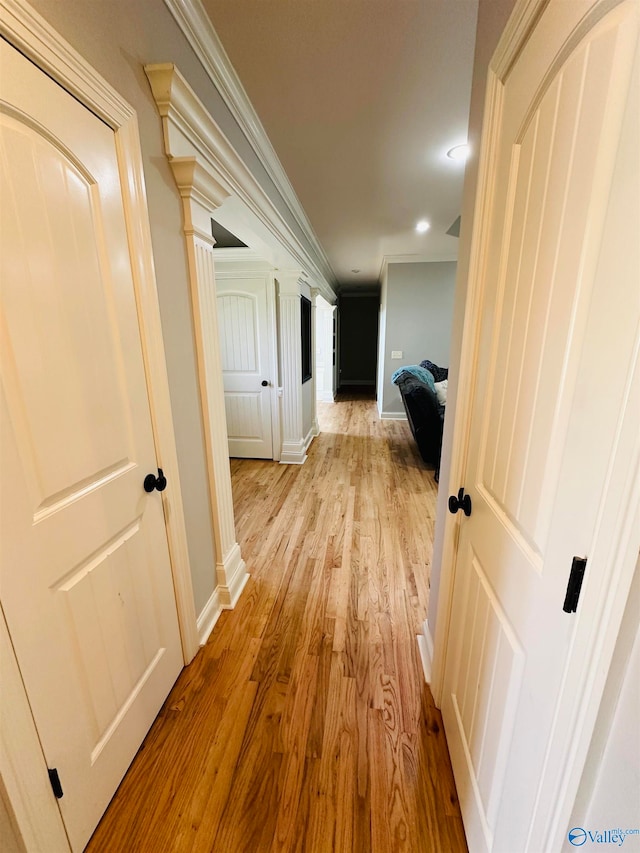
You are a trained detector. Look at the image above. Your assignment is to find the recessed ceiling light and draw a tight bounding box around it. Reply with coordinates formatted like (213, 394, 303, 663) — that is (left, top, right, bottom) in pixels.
(447, 143, 470, 161)
(415, 220, 430, 233)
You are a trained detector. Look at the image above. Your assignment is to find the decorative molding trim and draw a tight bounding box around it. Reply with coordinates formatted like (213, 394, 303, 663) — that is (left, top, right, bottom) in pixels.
(212, 247, 271, 268)
(169, 156, 230, 211)
(163, 0, 336, 290)
(379, 411, 408, 421)
(417, 620, 434, 684)
(145, 63, 336, 305)
(196, 587, 222, 646)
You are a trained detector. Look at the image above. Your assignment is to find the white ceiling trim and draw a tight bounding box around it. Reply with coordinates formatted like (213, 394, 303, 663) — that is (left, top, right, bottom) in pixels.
(145, 63, 336, 304)
(164, 0, 337, 290)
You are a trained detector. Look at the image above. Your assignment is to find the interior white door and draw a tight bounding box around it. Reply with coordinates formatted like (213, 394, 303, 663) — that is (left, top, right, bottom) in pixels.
(441, 3, 639, 851)
(216, 273, 275, 458)
(0, 41, 183, 851)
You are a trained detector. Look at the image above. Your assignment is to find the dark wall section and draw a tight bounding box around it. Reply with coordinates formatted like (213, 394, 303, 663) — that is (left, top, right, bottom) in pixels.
(338, 293, 380, 388)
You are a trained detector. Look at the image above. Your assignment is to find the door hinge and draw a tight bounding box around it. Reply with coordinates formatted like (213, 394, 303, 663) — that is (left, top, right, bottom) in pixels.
(563, 556, 587, 613)
(48, 768, 64, 799)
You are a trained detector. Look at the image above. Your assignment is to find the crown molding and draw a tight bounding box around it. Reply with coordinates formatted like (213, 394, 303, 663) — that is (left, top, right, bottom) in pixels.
(146, 63, 335, 304)
(163, 0, 337, 292)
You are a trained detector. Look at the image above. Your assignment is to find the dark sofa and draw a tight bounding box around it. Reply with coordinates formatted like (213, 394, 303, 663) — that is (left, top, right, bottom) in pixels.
(392, 360, 447, 480)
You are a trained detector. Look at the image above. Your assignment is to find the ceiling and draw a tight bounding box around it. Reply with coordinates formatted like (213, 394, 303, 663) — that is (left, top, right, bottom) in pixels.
(202, 0, 479, 290)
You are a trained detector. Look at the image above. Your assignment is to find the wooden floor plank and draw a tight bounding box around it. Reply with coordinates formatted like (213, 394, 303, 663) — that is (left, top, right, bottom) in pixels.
(86, 394, 467, 853)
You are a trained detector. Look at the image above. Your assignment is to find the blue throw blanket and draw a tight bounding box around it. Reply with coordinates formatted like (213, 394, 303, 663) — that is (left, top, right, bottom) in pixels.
(391, 364, 436, 392)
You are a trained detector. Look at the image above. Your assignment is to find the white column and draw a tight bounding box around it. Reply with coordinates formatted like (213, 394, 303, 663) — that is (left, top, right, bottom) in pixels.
(277, 271, 307, 464)
(170, 157, 248, 609)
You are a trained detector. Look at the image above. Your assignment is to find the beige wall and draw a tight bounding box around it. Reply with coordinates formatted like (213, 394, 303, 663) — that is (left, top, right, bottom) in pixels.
(428, 0, 518, 631)
(380, 261, 456, 415)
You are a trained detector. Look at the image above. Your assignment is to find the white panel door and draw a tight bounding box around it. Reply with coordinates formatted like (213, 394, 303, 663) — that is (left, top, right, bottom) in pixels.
(441, 3, 639, 851)
(0, 42, 183, 851)
(216, 274, 275, 458)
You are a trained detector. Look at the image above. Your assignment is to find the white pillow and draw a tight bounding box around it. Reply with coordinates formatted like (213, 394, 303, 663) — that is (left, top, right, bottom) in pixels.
(434, 379, 448, 406)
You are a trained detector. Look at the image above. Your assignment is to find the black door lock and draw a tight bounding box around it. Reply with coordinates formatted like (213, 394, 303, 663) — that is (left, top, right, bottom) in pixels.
(144, 468, 167, 493)
(448, 487, 472, 517)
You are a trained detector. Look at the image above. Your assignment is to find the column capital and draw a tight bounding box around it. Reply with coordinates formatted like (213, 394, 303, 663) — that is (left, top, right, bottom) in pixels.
(276, 269, 308, 295)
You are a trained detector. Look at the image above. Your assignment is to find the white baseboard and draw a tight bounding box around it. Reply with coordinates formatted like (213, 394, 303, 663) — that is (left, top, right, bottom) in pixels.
(280, 438, 307, 464)
(304, 426, 317, 453)
(417, 619, 434, 684)
(217, 542, 249, 608)
(196, 547, 249, 646)
(380, 411, 408, 420)
(197, 587, 222, 646)
(316, 391, 335, 402)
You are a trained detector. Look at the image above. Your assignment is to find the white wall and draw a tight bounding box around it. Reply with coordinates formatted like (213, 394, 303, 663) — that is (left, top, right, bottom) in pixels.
(428, 0, 518, 634)
(379, 261, 456, 416)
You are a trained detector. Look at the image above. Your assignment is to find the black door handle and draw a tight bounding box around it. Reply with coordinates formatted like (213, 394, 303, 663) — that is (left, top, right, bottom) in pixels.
(448, 487, 472, 517)
(144, 468, 167, 493)
(261, 380, 269, 387)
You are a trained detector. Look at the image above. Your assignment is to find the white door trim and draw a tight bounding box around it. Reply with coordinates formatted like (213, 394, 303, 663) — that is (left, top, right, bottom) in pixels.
(431, 0, 639, 847)
(0, 0, 199, 845)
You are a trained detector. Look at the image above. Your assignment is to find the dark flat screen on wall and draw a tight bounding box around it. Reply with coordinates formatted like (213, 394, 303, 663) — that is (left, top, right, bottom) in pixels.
(301, 295, 312, 383)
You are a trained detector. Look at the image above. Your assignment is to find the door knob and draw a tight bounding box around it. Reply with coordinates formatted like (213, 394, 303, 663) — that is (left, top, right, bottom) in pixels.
(261, 380, 269, 387)
(448, 487, 472, 517)
(144, 468, 167, 493)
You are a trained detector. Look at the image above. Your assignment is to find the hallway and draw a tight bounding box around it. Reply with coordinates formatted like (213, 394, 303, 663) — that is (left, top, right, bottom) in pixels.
(87, 397, 466, 852)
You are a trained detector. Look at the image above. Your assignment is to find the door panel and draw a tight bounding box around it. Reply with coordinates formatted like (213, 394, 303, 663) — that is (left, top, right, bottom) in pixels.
(216, 274, 275, 458)
(0, 41, 182, 851)
(442, 3, 639, 851)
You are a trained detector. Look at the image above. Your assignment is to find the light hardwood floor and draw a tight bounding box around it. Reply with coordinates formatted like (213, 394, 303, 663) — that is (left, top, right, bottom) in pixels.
(86, 395, 467, 852)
